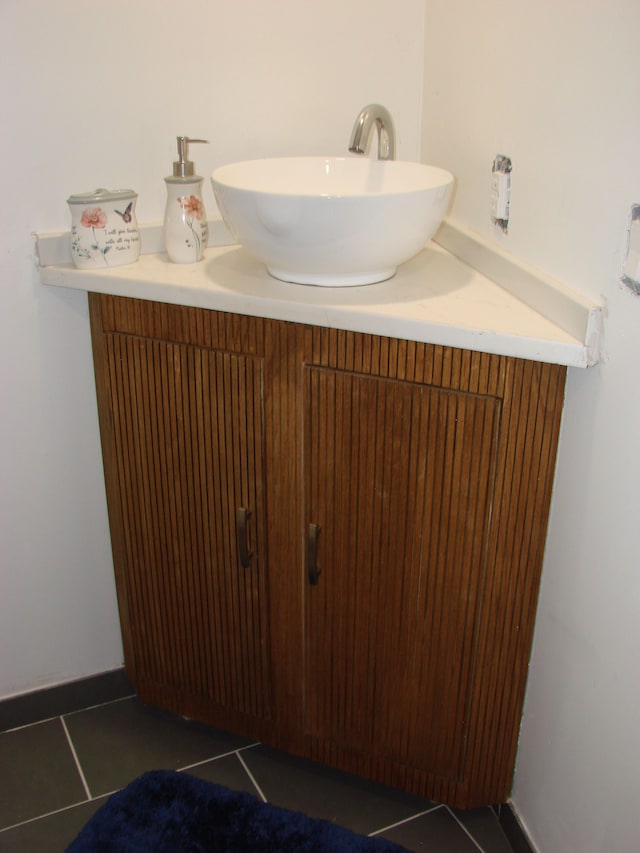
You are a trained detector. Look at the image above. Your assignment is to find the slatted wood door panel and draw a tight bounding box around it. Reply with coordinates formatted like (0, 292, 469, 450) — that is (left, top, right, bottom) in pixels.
(303, 365, 500, 781)
(102, 331, 271, 726)
(88, 298, 567, 807)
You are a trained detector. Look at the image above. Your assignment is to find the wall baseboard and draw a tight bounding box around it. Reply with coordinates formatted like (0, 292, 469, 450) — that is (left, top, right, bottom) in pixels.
(0, 668, 133, 732)
(495, 802, 535, 852)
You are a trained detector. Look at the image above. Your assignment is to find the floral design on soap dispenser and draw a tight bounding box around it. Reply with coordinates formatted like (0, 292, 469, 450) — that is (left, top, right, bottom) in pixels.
(176, 194, 207, 258)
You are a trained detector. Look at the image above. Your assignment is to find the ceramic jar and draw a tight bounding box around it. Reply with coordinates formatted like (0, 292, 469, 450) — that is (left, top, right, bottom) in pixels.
(67, 188, 140, 269)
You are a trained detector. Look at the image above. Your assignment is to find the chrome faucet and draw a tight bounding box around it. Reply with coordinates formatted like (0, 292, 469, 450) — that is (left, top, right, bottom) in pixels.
(348, 104, 396, 160)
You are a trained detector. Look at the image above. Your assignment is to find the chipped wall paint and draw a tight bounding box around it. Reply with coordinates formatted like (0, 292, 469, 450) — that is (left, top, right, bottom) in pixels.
(491, 154, 512, 234)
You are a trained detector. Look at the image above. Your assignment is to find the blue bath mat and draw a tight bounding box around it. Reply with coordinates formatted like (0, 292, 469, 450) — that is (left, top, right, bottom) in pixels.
(66, 769, 409, 852)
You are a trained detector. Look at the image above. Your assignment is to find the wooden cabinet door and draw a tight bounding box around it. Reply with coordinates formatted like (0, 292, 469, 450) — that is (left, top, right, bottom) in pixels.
(91, 299, 271, 735)
(302, 365, 500, 786)
(89, 299, 566, 808)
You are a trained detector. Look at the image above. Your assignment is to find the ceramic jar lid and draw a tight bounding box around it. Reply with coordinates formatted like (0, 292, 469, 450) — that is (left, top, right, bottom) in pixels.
(67, 188, 137, 205)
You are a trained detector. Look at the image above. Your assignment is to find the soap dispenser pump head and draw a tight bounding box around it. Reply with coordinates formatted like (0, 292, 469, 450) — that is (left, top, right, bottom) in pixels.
(173, 136, 209, 177)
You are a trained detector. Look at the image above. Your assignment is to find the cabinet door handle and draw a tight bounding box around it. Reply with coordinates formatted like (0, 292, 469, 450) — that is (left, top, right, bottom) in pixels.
(308, 523, 321, 586)
(237, 507, 254, 568)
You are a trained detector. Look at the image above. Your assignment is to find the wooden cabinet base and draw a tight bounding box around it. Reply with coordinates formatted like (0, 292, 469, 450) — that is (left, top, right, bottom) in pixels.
(89, 294, 565, 809)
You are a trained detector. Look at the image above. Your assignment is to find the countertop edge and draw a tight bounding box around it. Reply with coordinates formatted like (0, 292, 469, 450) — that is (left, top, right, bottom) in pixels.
(434, 218, 602, 359)
(35, 219, 601, 369)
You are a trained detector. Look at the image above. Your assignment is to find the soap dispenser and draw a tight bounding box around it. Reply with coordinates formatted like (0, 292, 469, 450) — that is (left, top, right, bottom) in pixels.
(164, 136, 209, 263)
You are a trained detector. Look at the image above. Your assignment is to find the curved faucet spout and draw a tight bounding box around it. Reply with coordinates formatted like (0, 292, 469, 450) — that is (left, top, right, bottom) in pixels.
(348, 104, 396, 160)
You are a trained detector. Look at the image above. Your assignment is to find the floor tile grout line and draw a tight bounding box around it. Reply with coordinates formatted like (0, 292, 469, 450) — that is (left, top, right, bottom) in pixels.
(178, 741, 261, 773)
(63, 693, 137, 720)
(0, 794, 106, 835)
(1, 693, 137, 734)
(1, 740, 265, 835)
(0, 714, 60, 735)
(367, 804, 443, 837)
(235, 749, 268, 802)
(446, 806, 486, 853)
(60, 715, 93, 801)
(2, 718, 58, 735)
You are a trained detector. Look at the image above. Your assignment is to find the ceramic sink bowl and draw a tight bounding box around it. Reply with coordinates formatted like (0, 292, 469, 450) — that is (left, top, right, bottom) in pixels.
(211, 156, 454, 286)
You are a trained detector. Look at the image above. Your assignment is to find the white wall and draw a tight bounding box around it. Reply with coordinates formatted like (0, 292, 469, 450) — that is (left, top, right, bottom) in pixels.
(423, 1, 640, 851)
(0, 0, 425, 698)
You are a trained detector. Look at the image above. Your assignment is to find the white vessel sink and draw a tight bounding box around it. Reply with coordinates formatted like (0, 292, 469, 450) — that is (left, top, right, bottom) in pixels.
(211, 157, 454, 286)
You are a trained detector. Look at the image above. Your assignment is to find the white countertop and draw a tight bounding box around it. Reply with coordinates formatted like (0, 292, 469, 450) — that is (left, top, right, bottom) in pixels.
(36, 219, 602, 368)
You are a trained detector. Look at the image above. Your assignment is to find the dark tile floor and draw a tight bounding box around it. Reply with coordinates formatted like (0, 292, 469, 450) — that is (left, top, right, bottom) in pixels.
(0, 694, 517, 852)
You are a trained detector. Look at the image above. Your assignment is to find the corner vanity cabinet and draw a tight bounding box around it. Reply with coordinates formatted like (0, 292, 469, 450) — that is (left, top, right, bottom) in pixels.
(89, 293, 565, 809)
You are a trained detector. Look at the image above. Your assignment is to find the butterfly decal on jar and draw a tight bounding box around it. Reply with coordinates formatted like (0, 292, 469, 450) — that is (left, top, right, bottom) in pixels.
(115, 202, 133, 224)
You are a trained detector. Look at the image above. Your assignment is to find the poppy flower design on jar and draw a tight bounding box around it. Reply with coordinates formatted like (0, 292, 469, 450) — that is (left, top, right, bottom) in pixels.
(67, 188, 140, 269)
